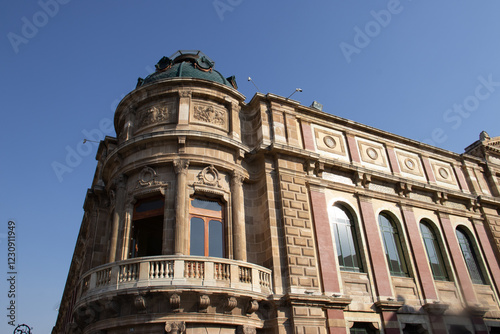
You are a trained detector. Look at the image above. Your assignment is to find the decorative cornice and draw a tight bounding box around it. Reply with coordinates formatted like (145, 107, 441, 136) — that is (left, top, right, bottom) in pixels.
(284, 293, 351, 309)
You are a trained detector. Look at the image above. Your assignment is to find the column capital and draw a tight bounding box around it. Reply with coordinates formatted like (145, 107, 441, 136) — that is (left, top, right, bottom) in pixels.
(178, 90, 192, 98)
(165, 321, 186, 334)
(114, 174, 127, 189)
(173, 159, 189, 175)
(231, 171, 245, 186)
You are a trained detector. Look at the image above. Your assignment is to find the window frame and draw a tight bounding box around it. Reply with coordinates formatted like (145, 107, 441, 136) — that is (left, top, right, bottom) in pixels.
(130, 196, 165, 258)
(329, 204, 363, 272)
(189, 197, 225, 257)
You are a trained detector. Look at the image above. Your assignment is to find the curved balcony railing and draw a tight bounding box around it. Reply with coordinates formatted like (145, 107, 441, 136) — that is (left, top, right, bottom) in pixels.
(77, 256, 272, 300)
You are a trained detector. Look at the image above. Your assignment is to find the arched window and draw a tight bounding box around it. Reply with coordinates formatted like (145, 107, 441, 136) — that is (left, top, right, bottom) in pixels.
(379, 213, 408, 277)
(456, 227, 486, 285)
(420, 220, 449, 281)
(329, 204, 362, 272)
(189, 197, 224, 257)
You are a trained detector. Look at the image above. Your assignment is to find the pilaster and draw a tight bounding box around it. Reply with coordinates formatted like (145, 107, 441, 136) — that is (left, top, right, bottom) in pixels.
(109, 174, 127, 263)
(174, 159, 189, 255)
(231, 171, 247, 261)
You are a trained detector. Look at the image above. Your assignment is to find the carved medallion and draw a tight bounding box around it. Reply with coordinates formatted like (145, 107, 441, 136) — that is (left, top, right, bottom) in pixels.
(136, 166, 163, 188)
(404, 158, 416, 170)
(366, 147, 378, 160)
(195, 165, 221, 188)
(438, 167, 449, 179)
(323, 135, 336, 148)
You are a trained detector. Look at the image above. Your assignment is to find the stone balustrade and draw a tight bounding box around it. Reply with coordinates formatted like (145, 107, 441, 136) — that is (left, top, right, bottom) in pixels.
(77, 256, 272, 301)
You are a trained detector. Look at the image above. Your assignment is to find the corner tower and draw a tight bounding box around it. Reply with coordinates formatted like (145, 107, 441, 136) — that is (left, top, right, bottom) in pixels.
(54, 51, 271, 334)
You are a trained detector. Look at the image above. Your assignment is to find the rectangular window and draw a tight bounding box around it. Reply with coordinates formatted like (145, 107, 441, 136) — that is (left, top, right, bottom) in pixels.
(189, 197, 224, 257)
(130, 197, 164, 258)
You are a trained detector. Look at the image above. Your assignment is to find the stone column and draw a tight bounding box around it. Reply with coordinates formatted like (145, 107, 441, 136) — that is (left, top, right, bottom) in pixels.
(109, 174, 126, 263)
(356, 195, 393, 299)
(399, 205, 439, 301)
(231, 171, 247, 261)
(174, 159, 189, 255)
(309, 188, 341, 294)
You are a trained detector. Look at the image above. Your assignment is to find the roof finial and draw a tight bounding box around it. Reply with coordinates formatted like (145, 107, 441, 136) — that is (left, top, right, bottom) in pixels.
(480, 131, 490, 141)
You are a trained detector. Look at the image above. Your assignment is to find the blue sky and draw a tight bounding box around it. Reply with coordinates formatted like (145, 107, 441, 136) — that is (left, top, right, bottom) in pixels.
(1, 1, 500, 332)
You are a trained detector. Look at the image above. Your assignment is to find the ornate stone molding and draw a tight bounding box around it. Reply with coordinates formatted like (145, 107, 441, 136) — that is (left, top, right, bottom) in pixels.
(374, 300, 404, 312)
(423, 302, 449, 315)
(237, 325, 256, 334)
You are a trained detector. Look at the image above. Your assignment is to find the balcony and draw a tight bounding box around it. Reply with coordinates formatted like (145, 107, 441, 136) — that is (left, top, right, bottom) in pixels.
(77, 255, 273, 301)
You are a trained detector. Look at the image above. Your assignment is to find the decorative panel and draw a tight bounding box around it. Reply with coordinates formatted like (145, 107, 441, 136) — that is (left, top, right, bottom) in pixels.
(191, 100, 229, 131)
(312, 125, 349, 161)
(357, 138, 390, 171)
(394, 149, 426, 181)
(429, 159, 459, 189)
(136, 102, 176, 129)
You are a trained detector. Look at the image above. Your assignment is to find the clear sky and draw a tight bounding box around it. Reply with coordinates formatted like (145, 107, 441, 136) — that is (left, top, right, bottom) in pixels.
(1, 1, 500, 333)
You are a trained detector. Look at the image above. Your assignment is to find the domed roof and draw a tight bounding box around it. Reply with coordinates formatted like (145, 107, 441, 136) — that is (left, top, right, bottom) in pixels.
(137, 50, 237, 89)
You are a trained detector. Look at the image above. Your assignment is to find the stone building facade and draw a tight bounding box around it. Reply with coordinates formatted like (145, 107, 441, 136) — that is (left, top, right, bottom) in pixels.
(53, 51, 500, 334)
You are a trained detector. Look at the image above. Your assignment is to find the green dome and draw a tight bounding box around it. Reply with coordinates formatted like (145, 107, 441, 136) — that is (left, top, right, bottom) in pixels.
(138, 50, 237, 89)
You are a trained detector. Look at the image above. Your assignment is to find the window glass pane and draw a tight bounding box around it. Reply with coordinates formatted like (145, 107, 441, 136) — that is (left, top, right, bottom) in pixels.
(350, 323, 375, 334)
(329, 205, 362, 272)
(136, 199, 164, 212)
(131, 216, 163, 257)
(456, 228, 485, 284)
(379, 214, 407, 276)
(192, 198, 222, 211)
(209, 220, 223, 258)
(190, 217, 205, 256)
(420, 222, 448, 281)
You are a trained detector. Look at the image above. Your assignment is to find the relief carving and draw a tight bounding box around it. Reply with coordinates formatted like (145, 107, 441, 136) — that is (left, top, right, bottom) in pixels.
(138, 104, 172, 128)
(136, 166, 162, 188)
(196, 165, 221, 188)
(193, 104, 226, 127)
